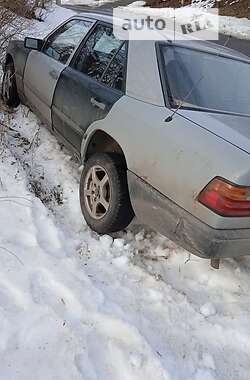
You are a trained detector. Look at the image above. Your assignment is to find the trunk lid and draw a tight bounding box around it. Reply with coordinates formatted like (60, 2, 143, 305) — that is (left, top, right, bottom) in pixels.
(179, 110, 250, 154)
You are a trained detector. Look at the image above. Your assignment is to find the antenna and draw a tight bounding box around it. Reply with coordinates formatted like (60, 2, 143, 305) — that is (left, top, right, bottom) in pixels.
(165, 75, 204, 123)
(223, 34, 231, 47)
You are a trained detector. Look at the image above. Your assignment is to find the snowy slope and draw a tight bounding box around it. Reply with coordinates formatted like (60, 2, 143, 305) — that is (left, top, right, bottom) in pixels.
(2, 92, 250, 380)
(61, 0, 124, 8)
(1, 4, 250, 380)
(126, 1, 250, 40)
(2, 99, 250, 380)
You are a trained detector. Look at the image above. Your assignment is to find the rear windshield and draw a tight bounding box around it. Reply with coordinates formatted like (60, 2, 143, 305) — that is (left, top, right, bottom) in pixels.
(160, 45, 250, 116)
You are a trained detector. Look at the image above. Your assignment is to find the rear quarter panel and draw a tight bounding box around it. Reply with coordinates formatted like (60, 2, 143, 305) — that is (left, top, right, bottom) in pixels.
(83, 95, 250, 230)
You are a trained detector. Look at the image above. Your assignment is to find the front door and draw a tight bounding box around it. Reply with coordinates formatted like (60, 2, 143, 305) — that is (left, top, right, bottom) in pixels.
(52, 22, 127, 152)
(23, 18, 93, 126)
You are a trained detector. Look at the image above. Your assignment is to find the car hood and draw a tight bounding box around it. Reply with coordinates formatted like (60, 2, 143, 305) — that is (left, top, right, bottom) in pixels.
(178, 110, 250, 154)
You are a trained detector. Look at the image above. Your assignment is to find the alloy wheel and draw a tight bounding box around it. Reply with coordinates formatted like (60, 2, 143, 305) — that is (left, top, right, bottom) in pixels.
(84, 165, 111, 220)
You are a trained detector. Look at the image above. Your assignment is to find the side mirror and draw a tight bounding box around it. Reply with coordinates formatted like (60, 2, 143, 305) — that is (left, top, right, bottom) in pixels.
(24, 37, 43, 51)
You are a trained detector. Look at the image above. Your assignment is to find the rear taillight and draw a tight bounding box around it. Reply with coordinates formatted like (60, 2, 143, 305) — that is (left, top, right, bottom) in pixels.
(198, 177, 250, 217)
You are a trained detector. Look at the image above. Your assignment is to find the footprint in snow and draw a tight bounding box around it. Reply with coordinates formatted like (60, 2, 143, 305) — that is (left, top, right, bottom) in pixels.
(200, 303, 216, 317)
(31, 198, 66, 258)
(76, 315, 171, 380)
(0, 277, 28, 313)
(194, 368, 216, 380)
(29, 269, 83, 320)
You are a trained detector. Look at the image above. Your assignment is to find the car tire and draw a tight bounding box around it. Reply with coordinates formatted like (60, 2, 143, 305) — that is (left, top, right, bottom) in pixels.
(2, 62, 20, 107)
(80, 152, 135, 234)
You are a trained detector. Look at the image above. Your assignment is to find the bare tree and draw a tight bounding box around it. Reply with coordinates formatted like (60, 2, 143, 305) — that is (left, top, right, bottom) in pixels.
(0, 7, 24, 60)
(0, 0, 52, 19)
(0, 0, 51, 60)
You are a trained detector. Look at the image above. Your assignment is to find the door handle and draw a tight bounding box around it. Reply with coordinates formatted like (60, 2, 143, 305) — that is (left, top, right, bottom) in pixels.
(90, 97, 106, 111)
(49, 69, 59, 80)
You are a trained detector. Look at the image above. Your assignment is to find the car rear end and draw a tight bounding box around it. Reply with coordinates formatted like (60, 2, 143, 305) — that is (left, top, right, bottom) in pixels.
(156, 41, 250, 259)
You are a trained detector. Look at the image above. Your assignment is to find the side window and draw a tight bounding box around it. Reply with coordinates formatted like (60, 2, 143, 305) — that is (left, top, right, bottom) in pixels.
(101, 43, 127, 91)
(73, 24, 123, 82)
(43, 19, 93, 64)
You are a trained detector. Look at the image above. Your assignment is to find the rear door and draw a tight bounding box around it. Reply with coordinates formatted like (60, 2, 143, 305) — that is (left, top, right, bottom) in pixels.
(23, 18, 93, 126)
(52, 22, 127, 152)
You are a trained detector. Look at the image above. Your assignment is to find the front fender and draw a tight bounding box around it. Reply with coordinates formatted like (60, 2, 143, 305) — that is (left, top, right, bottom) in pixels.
(5, 40, 31, 100)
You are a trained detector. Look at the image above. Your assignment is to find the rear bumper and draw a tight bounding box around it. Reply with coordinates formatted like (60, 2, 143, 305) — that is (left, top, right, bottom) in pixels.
(128, 171, 250, 259)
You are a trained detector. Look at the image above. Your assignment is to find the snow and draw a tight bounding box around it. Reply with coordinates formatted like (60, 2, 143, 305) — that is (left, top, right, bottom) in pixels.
(2, 80, 250, 380)
(124, 1, 250, 40)
(61, 0, 122, 7)
(200, 302, 216, 317)
(202, 353, 216, 370)
(2, 105, 250, 380)
(219, 14, 250, 39)
(10, 1, 250, 42)
(30, 4, 75, 38)
(1, 3, 250, 380)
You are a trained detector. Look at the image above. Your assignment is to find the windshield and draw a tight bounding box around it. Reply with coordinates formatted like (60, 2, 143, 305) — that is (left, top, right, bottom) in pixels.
(160, 45, 250, 116)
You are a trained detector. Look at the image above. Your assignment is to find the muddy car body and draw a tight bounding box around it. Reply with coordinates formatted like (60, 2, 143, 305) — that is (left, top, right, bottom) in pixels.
(2, 12, 250, 260)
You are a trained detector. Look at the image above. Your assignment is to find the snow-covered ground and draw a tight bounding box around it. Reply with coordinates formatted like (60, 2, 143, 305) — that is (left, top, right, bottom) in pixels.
(36, 0, 250, 41)
(124, 1, 250, 40)
(30, 5, 75, 38)
(219, 14, 250, 39)
(1, 4, 250, 380)
(61, 0, 122, 8)
(3, 91, 250, 380)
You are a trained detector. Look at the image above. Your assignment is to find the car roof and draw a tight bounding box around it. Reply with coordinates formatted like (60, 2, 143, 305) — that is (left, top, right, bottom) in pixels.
(74, 10, 250, 63)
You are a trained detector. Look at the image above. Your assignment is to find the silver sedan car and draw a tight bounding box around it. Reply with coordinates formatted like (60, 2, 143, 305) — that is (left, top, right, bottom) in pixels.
(2, 12, 250, 263)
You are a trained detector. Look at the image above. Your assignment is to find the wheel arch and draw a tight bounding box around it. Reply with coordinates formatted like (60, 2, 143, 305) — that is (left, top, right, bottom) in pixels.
(81, 129, 128, 167)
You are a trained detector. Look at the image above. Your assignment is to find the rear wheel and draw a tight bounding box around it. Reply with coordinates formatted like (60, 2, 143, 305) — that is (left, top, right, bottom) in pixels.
(80, 153, 134, 234)
(2, 62, 20, 107)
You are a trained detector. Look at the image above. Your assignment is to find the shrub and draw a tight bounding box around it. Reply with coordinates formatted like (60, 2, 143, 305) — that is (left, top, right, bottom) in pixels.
(0, 0, 52, 19)
(0, 0, 51, 61)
